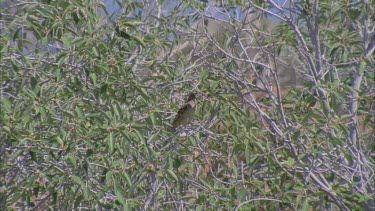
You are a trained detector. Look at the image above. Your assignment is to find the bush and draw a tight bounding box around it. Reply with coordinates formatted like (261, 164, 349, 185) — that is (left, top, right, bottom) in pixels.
(1, 0, 374, 210)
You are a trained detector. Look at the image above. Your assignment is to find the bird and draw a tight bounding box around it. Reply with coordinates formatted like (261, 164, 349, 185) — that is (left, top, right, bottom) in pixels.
(171, 92, 197, 131)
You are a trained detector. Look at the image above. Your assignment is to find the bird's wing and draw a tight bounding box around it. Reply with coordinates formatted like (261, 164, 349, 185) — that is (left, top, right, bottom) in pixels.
(173, 104, 192, 125)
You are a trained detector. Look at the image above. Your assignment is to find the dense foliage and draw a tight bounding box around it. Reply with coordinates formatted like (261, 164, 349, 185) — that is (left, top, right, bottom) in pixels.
(1, 0, 374, 210)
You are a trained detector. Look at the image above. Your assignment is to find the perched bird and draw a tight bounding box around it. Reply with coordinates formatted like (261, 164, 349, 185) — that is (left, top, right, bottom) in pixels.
(171, 92, 197, 131)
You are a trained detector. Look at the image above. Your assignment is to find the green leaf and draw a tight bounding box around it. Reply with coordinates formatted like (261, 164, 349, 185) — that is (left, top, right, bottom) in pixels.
(150, 112, 156, 126)
(124, 20, 146, 27)
(115, 25, 131, 40)
(74, 195, 84, 208)
(147, 130, 160, 143)
(92, 46, 100, 57)
(71, 175, 85, 187)
(67, 154, 77, 167)
(123, 172, 132, 187)
(295, 194, 302, 208)
(2, 97, 11, 111)
(114, 186, 126, 205)
(109, 132, 114, 153)
(83, 186, 90, 199)
(30, 77, 38, 90)
(132, 36, 146, 47)
(200, 69, 209, 81)
(301, 200, 309, 211)
(166, 169, 179, 182)
(285, 157, 295, 167)
(54, 136, 64, 146)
